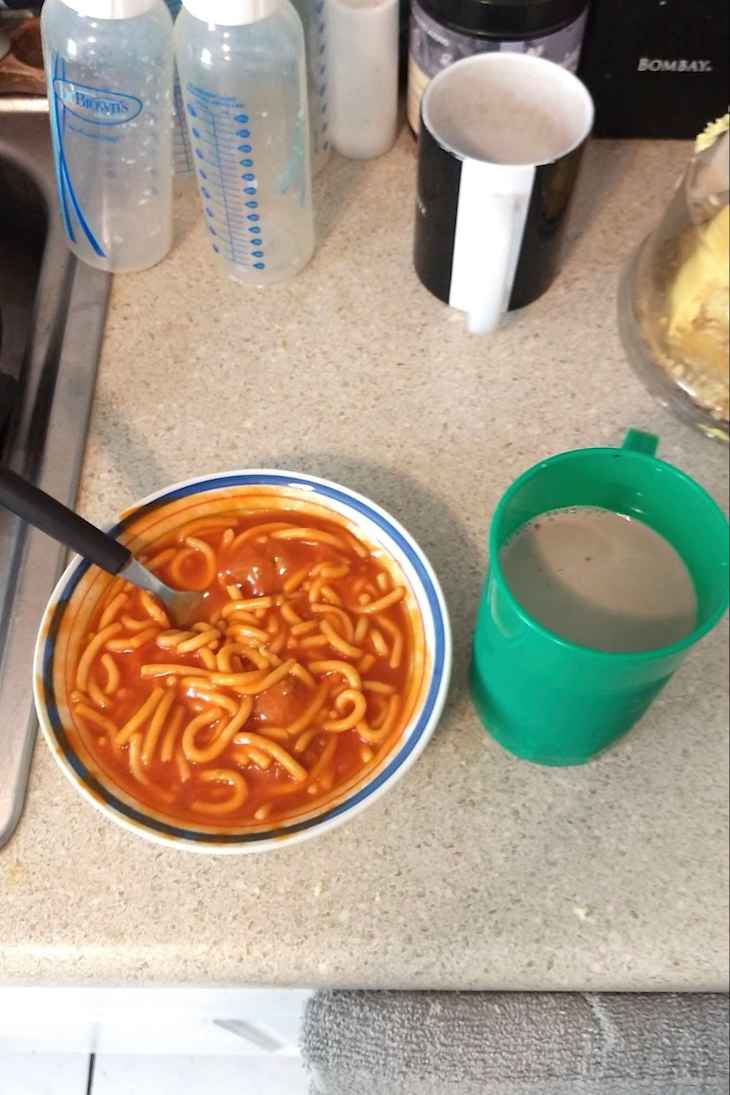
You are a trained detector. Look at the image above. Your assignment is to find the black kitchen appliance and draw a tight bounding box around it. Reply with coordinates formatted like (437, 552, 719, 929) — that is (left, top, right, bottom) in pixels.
(579, 0, 729, 139)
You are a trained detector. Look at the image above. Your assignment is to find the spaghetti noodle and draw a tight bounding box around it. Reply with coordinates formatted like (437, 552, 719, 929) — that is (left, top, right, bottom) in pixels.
(62, 510, 418, 828)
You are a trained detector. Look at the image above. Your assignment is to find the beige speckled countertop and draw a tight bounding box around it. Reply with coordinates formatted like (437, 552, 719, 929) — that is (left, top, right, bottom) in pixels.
(2, 134, 728, 991)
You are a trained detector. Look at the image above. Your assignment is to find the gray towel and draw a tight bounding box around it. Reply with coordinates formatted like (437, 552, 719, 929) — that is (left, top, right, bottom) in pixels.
(303, 991, 730, 1095)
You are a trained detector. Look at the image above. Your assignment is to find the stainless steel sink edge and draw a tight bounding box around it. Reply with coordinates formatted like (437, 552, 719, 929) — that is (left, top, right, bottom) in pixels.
(0, 108, 111, 849)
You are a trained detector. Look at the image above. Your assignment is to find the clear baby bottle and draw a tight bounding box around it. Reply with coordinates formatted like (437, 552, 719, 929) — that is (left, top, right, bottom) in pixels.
(175, 0, 315, 285)
(41, 0, 174, 273)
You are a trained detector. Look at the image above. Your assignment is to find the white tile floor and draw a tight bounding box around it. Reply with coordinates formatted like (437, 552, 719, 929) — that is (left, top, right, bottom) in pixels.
(0, 1054, 310, 1095)
(0, 1055, 90, 1095)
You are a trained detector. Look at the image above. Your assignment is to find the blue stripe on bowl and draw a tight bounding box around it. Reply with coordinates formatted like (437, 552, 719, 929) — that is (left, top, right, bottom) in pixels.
(42, 474, 448, 846)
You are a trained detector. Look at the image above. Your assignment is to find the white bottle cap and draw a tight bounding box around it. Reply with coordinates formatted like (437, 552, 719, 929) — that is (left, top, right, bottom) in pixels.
(61, 0, 160, 17)
(181, 0, 280, 24)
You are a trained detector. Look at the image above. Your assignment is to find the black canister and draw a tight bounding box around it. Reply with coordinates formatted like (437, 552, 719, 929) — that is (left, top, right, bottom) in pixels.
(408, 0, 589, 132)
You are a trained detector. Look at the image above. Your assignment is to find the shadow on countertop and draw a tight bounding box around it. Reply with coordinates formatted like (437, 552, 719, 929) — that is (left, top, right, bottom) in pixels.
(563, 139, 642, 260)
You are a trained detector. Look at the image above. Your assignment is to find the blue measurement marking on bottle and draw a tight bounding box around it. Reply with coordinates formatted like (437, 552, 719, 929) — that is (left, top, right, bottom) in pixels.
(173, 80, 194, 175)
(315, 0, 328, 154)
(185, 86, 265, 271)
(164, 0, 195, 176)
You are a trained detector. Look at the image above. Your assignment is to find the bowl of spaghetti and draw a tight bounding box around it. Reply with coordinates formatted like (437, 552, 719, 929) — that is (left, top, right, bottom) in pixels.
(34, 471, 451, 853)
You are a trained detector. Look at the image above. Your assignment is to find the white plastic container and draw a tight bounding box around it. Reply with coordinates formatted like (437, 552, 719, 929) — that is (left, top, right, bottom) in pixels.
(40, 0, 174, 274)
(327, 0, 399, 160)
(291, 0, 331, 175)
(175, 0, 315, 286)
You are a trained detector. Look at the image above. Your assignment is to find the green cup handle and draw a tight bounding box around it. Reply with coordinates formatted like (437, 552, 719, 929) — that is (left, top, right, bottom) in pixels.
(622, 428, 659, 456)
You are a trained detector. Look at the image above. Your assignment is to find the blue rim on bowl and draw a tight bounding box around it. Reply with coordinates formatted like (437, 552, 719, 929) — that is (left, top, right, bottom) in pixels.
(34, 470, 452, 854)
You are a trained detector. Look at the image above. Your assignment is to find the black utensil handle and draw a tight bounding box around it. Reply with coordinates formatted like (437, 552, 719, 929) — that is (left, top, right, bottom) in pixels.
(0, 372, 21, 438)
(0, 466, 131, 575)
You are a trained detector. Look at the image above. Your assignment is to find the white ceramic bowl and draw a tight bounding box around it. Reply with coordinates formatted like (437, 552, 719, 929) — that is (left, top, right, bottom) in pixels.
(34, 470, 452, 854)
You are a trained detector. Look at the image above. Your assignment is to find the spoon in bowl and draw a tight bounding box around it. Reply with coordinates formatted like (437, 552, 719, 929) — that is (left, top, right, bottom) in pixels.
(0, 467, 204, 625)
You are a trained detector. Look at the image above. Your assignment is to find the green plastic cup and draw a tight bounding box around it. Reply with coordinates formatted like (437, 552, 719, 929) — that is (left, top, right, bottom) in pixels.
(470, 429, 730, 766)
